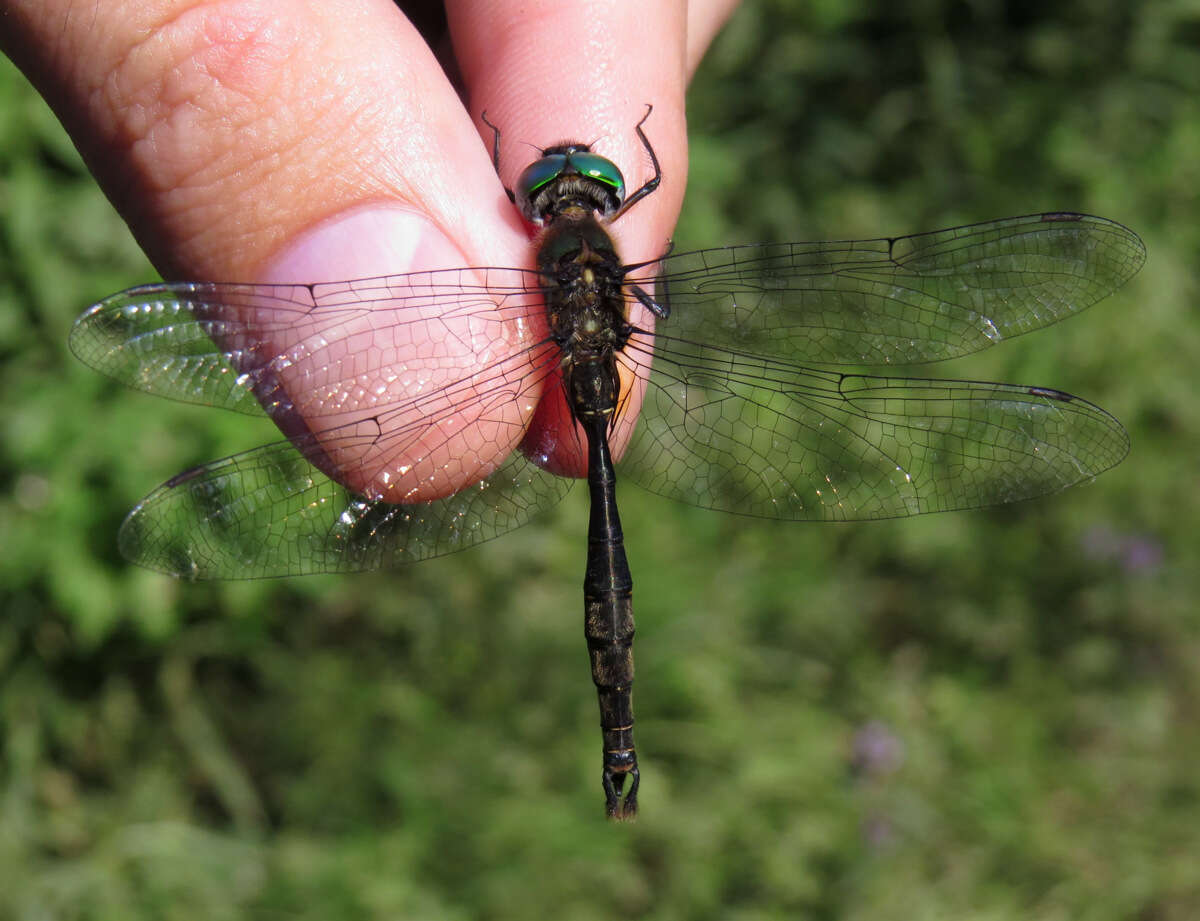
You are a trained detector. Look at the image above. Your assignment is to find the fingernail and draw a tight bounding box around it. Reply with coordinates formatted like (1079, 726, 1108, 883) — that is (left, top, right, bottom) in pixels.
(261, 204, 468, 283)
(246, 203, 529, 504)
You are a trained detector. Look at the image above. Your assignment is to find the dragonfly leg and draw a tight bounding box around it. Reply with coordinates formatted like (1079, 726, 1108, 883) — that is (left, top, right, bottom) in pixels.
(614, 104, 662, 219)
(480, 110, 517, 205)
(630, 284, 669, 319)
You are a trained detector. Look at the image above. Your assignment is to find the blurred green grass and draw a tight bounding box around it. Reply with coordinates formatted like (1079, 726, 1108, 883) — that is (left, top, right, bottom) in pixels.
(2, 1, 1199, 918)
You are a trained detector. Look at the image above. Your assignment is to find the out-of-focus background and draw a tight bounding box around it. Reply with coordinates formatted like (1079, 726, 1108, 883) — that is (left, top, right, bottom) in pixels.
(2, 1, 1197, 918)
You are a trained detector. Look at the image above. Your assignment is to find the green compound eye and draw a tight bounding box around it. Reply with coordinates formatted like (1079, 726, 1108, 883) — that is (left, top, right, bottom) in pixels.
(516, 154, 570, 203)
(565, 153, 625, 200)
(513, 148, 628, 223)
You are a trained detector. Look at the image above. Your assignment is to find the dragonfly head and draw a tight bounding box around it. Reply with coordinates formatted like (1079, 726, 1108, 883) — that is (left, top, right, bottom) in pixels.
(514, 144, 626, 225)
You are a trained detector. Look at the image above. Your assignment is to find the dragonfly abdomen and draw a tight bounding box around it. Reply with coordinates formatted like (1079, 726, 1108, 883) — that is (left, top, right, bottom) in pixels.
(580, 409, 638, 820)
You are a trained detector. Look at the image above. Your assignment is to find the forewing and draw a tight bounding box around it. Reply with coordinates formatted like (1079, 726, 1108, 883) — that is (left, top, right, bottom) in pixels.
(641, 213, 1144, 365)
(616, 333, 1129, 520)
(69, 269, 542, 417)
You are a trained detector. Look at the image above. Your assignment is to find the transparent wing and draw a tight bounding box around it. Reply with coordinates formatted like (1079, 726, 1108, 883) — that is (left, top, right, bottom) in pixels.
(617, 332, 1128, 520)
(68, 268, 543, 416)
(73, 213, 1138, 570)
(641, 213, 1145, 364)
(71, 268, 575, 578)
(119, 435, 573, 579)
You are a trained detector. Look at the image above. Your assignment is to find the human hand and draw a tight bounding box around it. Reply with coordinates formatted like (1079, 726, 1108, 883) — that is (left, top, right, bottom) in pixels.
(2, 0, 739, 497)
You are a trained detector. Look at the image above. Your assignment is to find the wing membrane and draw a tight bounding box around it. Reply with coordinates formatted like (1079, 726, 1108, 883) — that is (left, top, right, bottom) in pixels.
(120, 436, 573, 579)
(617, 332, 1129, 520)
(73, 214, 1138, 572)
(642, 213, 1144, 365)
(69, 269, 543, 416)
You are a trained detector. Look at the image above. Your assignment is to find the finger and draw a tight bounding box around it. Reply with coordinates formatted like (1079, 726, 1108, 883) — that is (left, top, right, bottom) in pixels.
(448, 0, 690, 474)
(687, 0, 743, 77)
(2, 0, 526, 279)
(2, 0, 539, 501)
(451, 0, 688, 269)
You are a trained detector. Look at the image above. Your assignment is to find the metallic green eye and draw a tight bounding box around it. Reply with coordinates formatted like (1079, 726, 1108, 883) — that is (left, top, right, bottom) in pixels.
(513, 148, 628, 223)
(566, 153, 625, 199)
(516, 154, 569, 205)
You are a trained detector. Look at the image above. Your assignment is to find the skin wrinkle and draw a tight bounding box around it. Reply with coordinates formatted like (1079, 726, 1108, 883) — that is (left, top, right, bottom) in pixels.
(123, 15, 309, 193)
(87, 2, 226, 141)
(85, 7, 291, 266)
(62, 0, 439, 278)
(54, 3, 101, 96)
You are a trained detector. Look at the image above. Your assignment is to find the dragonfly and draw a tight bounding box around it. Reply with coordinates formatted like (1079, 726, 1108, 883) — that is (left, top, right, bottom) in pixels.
(70, 108, 1144, 819)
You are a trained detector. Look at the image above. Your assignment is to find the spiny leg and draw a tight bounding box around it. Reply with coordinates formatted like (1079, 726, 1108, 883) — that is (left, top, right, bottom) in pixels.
(614, 104, 663, 219)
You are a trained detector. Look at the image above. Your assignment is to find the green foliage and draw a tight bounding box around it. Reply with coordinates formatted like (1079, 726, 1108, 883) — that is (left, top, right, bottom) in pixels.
(3, 1, 1199, 918)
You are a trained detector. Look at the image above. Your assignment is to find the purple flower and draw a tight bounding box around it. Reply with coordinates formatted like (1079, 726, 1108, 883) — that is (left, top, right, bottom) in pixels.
(1081, 525, 1164, 575)
(851, 721, 904, 778)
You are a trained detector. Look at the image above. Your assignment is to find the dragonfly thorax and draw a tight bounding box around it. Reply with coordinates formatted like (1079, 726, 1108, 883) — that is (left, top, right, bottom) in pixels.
(538, 215, 629, 350)
(534, 204, 631, 431)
